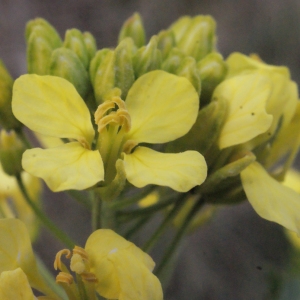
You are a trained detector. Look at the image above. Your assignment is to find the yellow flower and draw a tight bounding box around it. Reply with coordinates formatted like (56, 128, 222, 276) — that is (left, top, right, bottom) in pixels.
(12, 70, 207, 192)
(0, 164, 41, 240)
(55, 229, 163, 300)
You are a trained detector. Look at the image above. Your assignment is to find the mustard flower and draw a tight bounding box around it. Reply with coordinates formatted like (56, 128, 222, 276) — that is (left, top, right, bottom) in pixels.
(12, 70, 207, 192)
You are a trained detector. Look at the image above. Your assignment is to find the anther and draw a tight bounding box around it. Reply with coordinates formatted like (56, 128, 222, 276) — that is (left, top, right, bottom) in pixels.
(81, 272, 99, 283)
(56, 272, 74, 285)
(54, 249, 71, 271)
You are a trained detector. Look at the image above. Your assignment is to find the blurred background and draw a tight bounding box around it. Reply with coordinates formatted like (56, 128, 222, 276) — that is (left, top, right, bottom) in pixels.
(0, 0, 299, 299)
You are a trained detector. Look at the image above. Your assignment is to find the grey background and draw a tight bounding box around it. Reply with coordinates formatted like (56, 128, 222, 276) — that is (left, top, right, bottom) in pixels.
(0, 1, 298, 299)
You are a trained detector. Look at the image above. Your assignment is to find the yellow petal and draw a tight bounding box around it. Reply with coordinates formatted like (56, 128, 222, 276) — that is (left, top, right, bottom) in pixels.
(110, 250, 163, 300)
(215, 72, 273, 149)
(123, 146, 207, 192)
(240, 162, 300, 234)
(0, 268, 35, 300)
(125, 70, 199, 143)
(12, 74, 94, 145)
(22, 142, 104, 191)
(85, 229, 156, 299)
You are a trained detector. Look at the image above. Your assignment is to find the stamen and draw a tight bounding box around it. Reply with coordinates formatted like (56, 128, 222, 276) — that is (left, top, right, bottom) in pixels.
(72, 246, 89, 260)
(77, 137, 90, 150)
(56, 272, 74, 285)
(54, 249, 71, 271)
(94, 101, 116, 124)
(81, 272, 99, 283)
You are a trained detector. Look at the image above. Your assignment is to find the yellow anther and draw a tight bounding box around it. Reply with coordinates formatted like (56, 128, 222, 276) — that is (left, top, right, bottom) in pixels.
(54, 249, 71, 271)
(70, 253, 89, 274)
(94, 101, 116, 124)
(111, 96, 126, 110)
(56, 272, 74, 285)
(122, 140, 138, 154)
(81, 272, 99, 283)
(73, 245, 89, 260)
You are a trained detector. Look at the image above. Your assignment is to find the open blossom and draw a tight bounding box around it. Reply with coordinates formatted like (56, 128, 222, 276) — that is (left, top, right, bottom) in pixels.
(12, 70, 207, 192)
(214, 52, 300, 234)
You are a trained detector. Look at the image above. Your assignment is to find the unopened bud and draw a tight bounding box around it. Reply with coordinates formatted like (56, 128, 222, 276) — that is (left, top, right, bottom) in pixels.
(0, 130, 25, 176)
(157, 29, 176, 59)
(173, 15, 216, 61)
(114, 38, 135, 99)
(118, 13, 146, 47)
(83, 31, 97, 61)
(0, 61, 20, 129)
(25, 18, 62, 75)
(161, 48, 186, 73)
(169, 16, 192, 42)
(175, 56, 201, 95)
(133, 36, 162, 77)
(63, 29, 90, 69)
(49, 48, 91, 98)
(197, 52, 227, 105)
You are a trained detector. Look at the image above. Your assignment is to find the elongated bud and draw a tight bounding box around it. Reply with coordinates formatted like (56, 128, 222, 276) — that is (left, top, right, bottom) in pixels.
(63, 29, 90, 69)
(197, 52, 227, 105)
(175, 56, 201, 95)
(0, 61, 20, 129)
(93, 50, 115, 104)
(114, 38, 135, 99)
(83, 31, 97, 61)
(49, 48, 91, 98)
(157, 29, 176, 59)
(89, 49, 111, 85)
(162, 48, 186, 73)
(169, 16, 192, 42)
(25, 18, 62, 74)
(133, 36, 162, 77)
(167, 97, 227, 156)
(118, 13, 146, 47)
(173, 15, 216, 61)
(0, 130, 25, 176)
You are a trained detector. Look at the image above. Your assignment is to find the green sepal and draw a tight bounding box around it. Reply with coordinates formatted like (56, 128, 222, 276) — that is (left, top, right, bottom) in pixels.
(173, 15, 216, 61)
(175, 56, 201, 95)
(0, 61, 20, 129)
(197, 52, 228, 105)
(157, 29, 176, 59)
(114, 38, 136, 99)
(89, 48, 111, 85)
(132, 35, 162, 78)
(98, 159, 127, 202)
(169, 16, 192, 42)
(63, 28, 90, 69)
(167, 97, 227, 155)
(25, 18, 62, 75)
(92, 50, 115, 104)
(83, 31, 97, 61)
(118, 12, 146, 47)
(49, 47, 91, 98)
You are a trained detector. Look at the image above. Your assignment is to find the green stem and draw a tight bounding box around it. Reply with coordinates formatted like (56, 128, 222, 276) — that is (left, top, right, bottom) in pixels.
(100, 199, 116, 230)
(123, 215, 152, 240)
(67, 190, 92, 210)
(155, 196, 205, 277)
(16, 174, 75, 249)
(142, 195, 186, 253)
(92, 191, 102, 231)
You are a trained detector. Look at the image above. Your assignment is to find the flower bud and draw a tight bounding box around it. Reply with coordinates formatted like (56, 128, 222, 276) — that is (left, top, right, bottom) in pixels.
(133, 36, 162, 77)
(161, 48, 186, 73)
(49, 47, 91, 98)
(92, 50, 115, 104)
(118, 12, 146, 47)
(83, 31, 97, 61)
(175, 56, 201, 95)
(172, 15, 216, 61)
(0, 130, 25, 176)
(89, 48, 111, 84)
(25, 18, 62, 75)
(197, 52, 228, 105)
(157, 29, 176, 59)
(114, 38, 136, 99)
(169, 16, 192, 42)
(0, 61, 20, 129)
(63, 29, 90, 69)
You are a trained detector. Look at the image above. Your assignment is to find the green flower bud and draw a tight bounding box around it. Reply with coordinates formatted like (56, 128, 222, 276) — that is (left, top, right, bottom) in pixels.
(93, 50, 115, 104)
(175, 56, 201, 95)
(118, 13, 146, 47)
(167, 97, 227, 156)
(161, 48, 186, 73)
(197, 52, 228, 105)
(63, 29, 90, 69)
(157, 30, 176, 59)
(49, 48, 91, 98)
(172, 15, 216, 61)
(0, 61, 20, 130)
(133, 36, 162, 78)
(114, 38, 136, 99)
(0, 130, 25, 176)
(83, 31, 97, 61)
(169, 16, 192, 42)
(89, 48, 111, 85)
(25, 18, 62, 75)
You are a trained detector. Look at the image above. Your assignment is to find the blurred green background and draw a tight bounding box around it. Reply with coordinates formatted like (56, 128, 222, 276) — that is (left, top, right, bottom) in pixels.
(0, 1, 299, 299)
